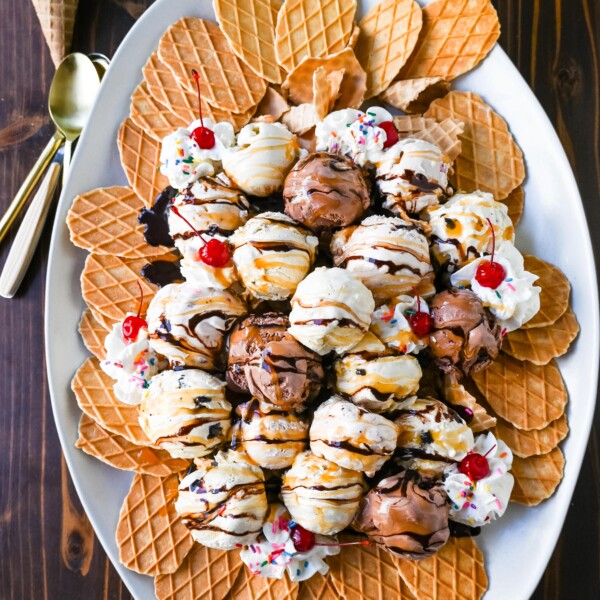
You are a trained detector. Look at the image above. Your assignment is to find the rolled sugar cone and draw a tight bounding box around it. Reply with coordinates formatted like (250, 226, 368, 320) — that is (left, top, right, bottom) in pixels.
(32, 0, 79, 67)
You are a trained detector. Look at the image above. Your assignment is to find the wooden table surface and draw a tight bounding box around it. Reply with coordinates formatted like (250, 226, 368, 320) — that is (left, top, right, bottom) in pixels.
(0, 1, 598, 598)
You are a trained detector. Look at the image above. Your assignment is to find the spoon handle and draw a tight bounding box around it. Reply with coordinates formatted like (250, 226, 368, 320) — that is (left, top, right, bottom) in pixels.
(0, 163, 62, 299)
(0, 130, 64, 246)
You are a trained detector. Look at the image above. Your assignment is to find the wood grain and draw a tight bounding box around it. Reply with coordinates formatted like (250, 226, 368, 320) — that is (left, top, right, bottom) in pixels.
(0, 0, 598, 598)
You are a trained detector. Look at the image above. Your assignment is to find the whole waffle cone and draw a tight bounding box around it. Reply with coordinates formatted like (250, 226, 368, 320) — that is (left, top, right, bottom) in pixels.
(32, 0, 78, 66)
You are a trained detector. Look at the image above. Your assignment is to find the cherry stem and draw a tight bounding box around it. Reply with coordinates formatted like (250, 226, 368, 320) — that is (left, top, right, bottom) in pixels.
(486, 217, 496, 264)
(483, 443, 497, 459)
(191, 69, 204, 127)
(136, 281, 143, 319)
(170, 204, 207, 247)
(416, 294, 421, 314)
(315, 541, 372, 548)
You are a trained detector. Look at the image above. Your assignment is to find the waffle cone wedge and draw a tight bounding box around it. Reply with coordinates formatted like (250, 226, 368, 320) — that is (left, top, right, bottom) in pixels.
(471, 354, 568, 431)
(78, 309, 108, 361)
(118, 118, 167, 207)
(253, 87, 290, 122)
(522, 255, 570, 328)
(67, 186, 167, 259)
(155, 544, 243, 600)
(32, 0, 78, 67)
(90, 306, 118, 331)
(282, 48, 367, 110)
(281, 104, 319, 135)
(398, 0, 500, 81)
(425, 91, 525, 199)
(142, 52, 254, 131)
(81, 252, 179, 322)
(328, 540, 409, 600)
(510, 447, 565, 506)
(380, 77, 450, 114)
(214, 0, 284, 84)
(491, 414, 569, 458)
(229, 566, 300, 599)
(116, 473, 194, 575)
(501, 185, 525, 225)
(76, 414, 190, 477)
(158, 18, 267, 113)
(275, 0, 357, 74)
(394, 537, 488, 600)
(354, 0, 423, 99)
(393, 115, 464, 161)
(503, 306, 579, 365)
(72, 357, 152, 446)
(443, 374, 496, 432)
(297, 572, 339, 600)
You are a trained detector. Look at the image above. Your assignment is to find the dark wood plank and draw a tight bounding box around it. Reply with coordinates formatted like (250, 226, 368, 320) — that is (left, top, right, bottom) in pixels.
(0, 0, 598, 598)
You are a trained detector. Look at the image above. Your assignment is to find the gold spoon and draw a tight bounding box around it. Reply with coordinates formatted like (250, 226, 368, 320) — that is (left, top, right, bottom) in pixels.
(0, 53, 100, 245)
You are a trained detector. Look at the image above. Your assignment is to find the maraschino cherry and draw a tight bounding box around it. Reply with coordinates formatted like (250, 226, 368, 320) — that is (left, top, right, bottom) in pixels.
(379, 120, 399, 149)
(290, 524, 371, 553)
(408, 295, 432, 338)
(458, 444, 497, 482)
(189, 69, 216, 150)
(122, 281, 147, 342)
(474, 218, 506, 289)
(170, 204, 231, 268)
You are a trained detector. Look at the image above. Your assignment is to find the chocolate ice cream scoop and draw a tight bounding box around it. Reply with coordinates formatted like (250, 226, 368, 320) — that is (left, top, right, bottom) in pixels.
(429, 288, 502, 377)
(283, 152, 371, 232)
(226, 313, 324, 412)
(353, 470, 450, 559)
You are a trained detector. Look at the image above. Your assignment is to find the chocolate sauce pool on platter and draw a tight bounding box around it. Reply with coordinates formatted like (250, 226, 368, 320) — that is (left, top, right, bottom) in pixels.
(139, 186, 177, 247)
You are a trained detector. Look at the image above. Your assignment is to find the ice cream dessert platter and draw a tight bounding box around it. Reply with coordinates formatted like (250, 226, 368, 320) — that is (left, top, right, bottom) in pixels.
(63, 1, 582, 599)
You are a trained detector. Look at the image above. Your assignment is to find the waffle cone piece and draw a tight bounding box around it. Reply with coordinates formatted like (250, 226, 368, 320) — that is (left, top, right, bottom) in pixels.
(398, 0, 500, 81)
(471, 354, 568, 431)
(229, 566, 300, 599)
(90, 307, 118, 331)
(275, 0, 357, 73)
(328, 542, 410, 600)
(395, 537, 488, 600)
(491, 414, 569, 458)
(282, 48, 367, 109)
(72, 357, 152, 446)
(68, 186, 167, 259)
(503, 306, 579, 365)
(158, 18, 267, 113)
(155, 544, 243, 600)
(393, 115, 464, 161)
(510, 447, 565, 506)
(443, 374, 496, 432)
(116, 473, 194, 575)
(81, 252, 178, 322)
(281, 104, 319, 135)
(214, 0, 284, 84)
(78, 309, 108, 360)
(354, 0, 423, 99)
(142, 52, 254, 131)
(522, 255, 570, 328)
(425, 91, 525, 199)
(253, 87, 290, 121)
(501, 185, 525, 225)
(380, 77, 450, 114)
(118, 118, 167, 207)
(297, 572, 339, 600)
(32, 0, 78, 67)
(76, 414, 190, 476)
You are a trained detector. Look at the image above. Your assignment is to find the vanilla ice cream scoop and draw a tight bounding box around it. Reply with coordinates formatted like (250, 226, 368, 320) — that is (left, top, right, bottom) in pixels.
(235, 400, 309, 470)
(288, 267, 375, 355)
(426, 191, 515, 271)
(138, 369, 231, 459)
(230, 212, 318, 300)
(334, 354, 422, 413)
(281, 451, 365, 535)
(331, 215, 435, 301)
(223, 122, 301, 197)
(175, 449, 268, 549)
(376, 138, 452, 215)
(310, 397, 400, 474)
(147, 282, 246, 370)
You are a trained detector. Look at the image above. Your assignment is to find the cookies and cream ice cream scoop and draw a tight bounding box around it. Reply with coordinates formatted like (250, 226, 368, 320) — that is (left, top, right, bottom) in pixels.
(331, 215, 435, 301)
(146, 282, 246, 370)
(281, 451, 365, 535)
(175, 449, 268, 549)
(230, 212, 318, 301)
(138, 368, 231, 459)
(310, 397, 400, 474)
(288, 267, 375, 356)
